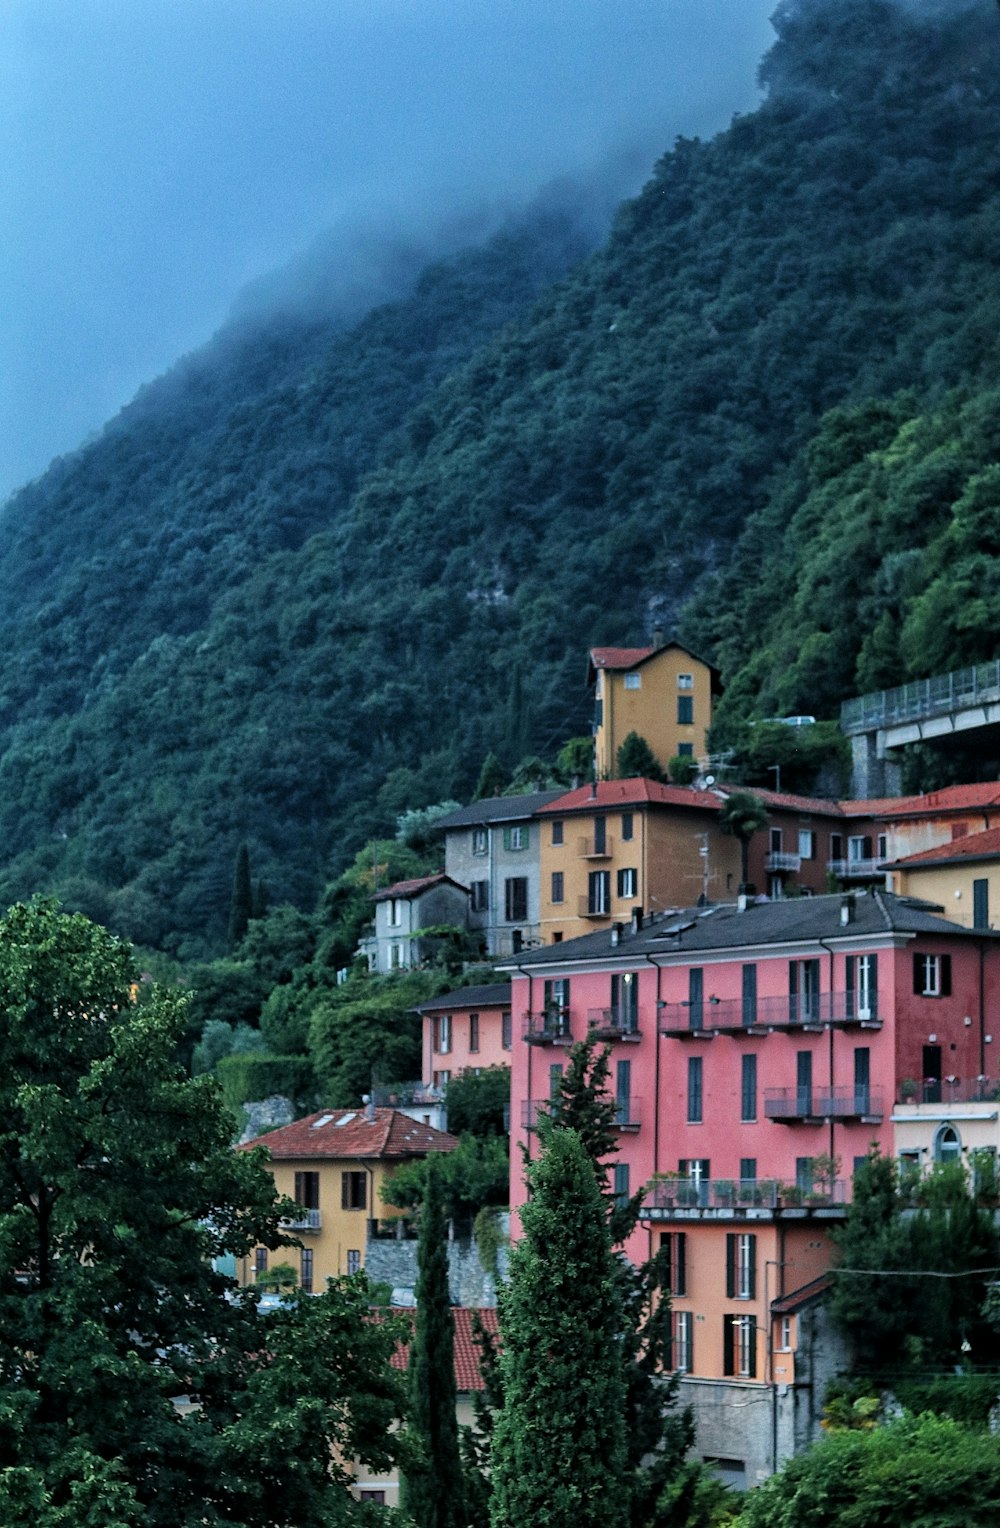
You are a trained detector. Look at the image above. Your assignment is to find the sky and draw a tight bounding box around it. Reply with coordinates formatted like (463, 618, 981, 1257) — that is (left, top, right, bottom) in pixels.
(1, 0, 776, 503)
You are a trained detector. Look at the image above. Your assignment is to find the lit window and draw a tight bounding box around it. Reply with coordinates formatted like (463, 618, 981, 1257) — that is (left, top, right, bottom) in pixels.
(798, 830, 815, 859)
(472, 828, 488, 855)
(617, 867, 637, 899)
(913, 953, 951, 997)
(433, 1015, 452, 1054)
(347, 1249, 361, 1275)
(677, 673, 694, 690)
(624, 673, 641, 690)
(672, 1309, 693, 1373)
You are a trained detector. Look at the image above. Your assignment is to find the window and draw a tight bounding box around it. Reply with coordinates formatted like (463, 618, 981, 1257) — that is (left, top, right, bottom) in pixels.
(341, 1171, 367, 1211)
(795, 1156, 815, 1192)
(551, 871, 565, 904)
(742, 963, 757, 1027)
(679, 1158, 711, 1203)
(433, 1014, 452, 1054)
(739, 1157, 757, 1184)
(615, 1059, 631, 1126)
(672, 1310, 693, 1373)
(294, 1171, 320, 1210)
(933, 1123, 962, 1163)
(846, 953, 878, 1020)
(470, 880, 489, 913)
(677, 695, 694, 725)
(552, 932, 563, 942)
(830, 832, 843, 861)
(779, 1316, 792, 1351)
(347, 1249, 361, 1275)
(502, 1011, 512, 1049)
(617, 867, 637, 899)
(913, 952, 951, 997)
(723, 1315, 757, 1378)
(677, 673, 694, 690)
(789, 958, 820, 1022)
(621, 812, 634, 841)
(726, 1232, 756, 1300)
(543, 978, 570, 1036)
(612, 1162, 630, 1206)
(769, 828, 783, 853)
(300, 1248, 313, 1295)
(661, 1231, 688, 1296)
(503, 824, 528, 852)
(688, 967, 704, 1031)
(611, 971, 639, 1033)
(505, 877, 528, 922)
(593, 816, 607, 854)
(433, 1069, 450, 1089)
(551, 820, 564, 846)
(386, 898, 402, 928)
(588, 870, 611, 915)
(854, 1046, 870, 1113)
(848, 834, 872, 863)
(687, 1056, 703, 1123)
(974, 878, 989, 930)
(624, 672, 641, 690)
(469, 1013, 480, 1052)
(472, 827, 488, 856)
(255, 1247, 268, 1276)
(389, 942, 406, 970)
(677, 743, 694, 757)
(798, 829, 816, 859)
(549, 1062, 564, 1101)
(877, 833, 888, 859)
(796, 1051, 813, 1114)
(768, 875, 784, 899)
(741, 1054, 757, 1122)
(358, 1490, 386, 1506)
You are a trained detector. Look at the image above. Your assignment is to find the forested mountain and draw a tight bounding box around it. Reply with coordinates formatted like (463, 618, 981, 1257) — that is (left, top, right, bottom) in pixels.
(1, 0, 999, 957)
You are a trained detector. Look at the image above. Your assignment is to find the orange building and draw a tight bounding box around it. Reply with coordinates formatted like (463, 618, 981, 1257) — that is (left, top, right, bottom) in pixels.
(589, 640, 721, 779)
(535, 779, 741, 943)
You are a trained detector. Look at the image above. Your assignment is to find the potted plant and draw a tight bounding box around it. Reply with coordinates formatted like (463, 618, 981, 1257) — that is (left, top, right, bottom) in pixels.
(900, 1077, 918, 1102)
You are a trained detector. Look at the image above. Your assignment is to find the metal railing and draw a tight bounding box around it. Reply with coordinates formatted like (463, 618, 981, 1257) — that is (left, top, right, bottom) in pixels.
(764, 1086, 883, 1121)
(578, 895, 611, 918)
(522, 1097, 640, 1129)
(282, 1208, 322, 1232)
(897, 1077, 1000, 1106)
(643, 1177, 848, 1214)
(523, 1009, 573, 1044)
(587, 1006, 641, 1038)
(659, 991, 882, 1034)
(841, 661, 1000, 734)
(828, 858, 883, 879)
(578, 835, 614, 859)
(765, 851, 802, 872)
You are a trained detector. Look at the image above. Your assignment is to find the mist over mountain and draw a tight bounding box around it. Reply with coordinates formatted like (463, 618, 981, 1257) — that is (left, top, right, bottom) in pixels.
(0, 0, 998, 958)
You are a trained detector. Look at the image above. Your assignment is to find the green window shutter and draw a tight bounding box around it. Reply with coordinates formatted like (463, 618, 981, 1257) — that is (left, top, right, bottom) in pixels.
(725, 1233, 736, 1299)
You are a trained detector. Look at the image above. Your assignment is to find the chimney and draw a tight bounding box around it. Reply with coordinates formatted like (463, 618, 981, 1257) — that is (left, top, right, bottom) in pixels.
(363, 1093, 375, 1123)
(737, 893, 748, 913)
(652, 626, 664, 649)
(611, 922, 624, 947)
(631, 906, 643, 934)
(840, 894, 856, 926)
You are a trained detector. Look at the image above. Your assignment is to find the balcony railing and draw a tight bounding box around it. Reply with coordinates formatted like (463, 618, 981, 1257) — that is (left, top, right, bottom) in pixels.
(578, 896, 611, 919)
(282, 1208, 322, 1232)
(523, 1009, 573, 1045)
(841, 661, 1000, 734)
(643, 1177, 848, 1215)
(523, 1097, 640, 1131)
(764, 1086, 883, 1122)
(765, 851, 802, 872)
(659, 991, 882, 1037)
(828, 858, 883, 880)
(372, 1082, 443, 1108)
(587, 1006, 641, 1041)
(615, 1098, 641, 1131)
(898, 1077, 1000, 1106)
(578, 835, 614, 859)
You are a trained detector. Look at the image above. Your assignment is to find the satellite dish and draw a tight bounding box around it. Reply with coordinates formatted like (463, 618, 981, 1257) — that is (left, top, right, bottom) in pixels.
(704, 774, 715, 786)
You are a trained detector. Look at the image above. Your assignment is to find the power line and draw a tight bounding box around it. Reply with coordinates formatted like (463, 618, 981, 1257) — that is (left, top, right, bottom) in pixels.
(833, 1266, 1000, 1279)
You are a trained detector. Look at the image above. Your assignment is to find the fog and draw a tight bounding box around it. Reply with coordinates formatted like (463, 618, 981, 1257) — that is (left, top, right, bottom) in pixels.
(1, 0, 777, 502)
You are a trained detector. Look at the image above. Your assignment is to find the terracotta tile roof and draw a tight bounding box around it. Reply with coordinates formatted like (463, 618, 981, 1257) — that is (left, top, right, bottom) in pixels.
(718, 785, 844, 817)
(537, 779, 722, 815)
(239, 1108, 459, 1160)
(589, 645, 655, 670)
(841, 782, 1000, 818)
(373, 873, 466, 902)
(886, 824, 1000, 869)
(389, 1306, 500, 1391)
(771, 1273, 833, 1314)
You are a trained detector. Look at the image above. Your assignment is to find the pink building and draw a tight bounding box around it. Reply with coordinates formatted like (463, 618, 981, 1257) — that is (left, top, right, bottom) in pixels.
(501, 890, 1000, 1483)
(415, 982, 512, 1094)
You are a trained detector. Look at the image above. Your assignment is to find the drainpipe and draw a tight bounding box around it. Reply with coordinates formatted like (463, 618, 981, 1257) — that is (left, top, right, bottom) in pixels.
(513, 965, 534, 1164)
(979, 939, 987, 1080)
(818, 936, 838, 1164)
(645, 956, 664, 1182)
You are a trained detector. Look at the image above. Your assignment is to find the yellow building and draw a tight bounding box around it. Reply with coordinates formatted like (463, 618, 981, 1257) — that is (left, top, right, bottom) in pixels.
(536, 779, 741, 943)
(589, 640, 721, 780)
(885, 824, 1000, 930)
(238, 1107, 458, 1292)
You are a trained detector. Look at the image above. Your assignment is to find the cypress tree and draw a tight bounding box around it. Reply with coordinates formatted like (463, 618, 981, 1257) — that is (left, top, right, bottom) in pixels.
(402, 1155, 466, 1528)
(228, 841, 253, 948)
(490, 1127, 628, 1528)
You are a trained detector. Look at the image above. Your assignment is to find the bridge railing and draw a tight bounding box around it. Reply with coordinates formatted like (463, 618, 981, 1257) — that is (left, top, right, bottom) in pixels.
(841, 661, 1000, 734)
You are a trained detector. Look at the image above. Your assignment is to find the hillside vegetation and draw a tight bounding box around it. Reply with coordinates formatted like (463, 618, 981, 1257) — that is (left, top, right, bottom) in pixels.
(1, 0, 999, 956)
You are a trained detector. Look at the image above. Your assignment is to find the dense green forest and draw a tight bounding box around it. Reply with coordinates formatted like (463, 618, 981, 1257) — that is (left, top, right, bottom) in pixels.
(1, 0, 999, 957)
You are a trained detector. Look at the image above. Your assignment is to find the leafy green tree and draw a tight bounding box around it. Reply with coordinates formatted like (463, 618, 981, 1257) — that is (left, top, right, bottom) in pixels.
(191, 1016, 268, 1075)
(309, 968, 448, 1106)
(396, 800, 463, 853)
(490, 1128, 629, 1528)
(736, 1413, 1000, 1528)
(474, 752, 507, 800)
(0, 898, 407, 1526)
(444, 1065, 511, 1137)
(667, 755, 699, 785)
(402, 1157, 467, 1528)
(384, 1134, 509, 1224)
(718, 791, 770, 891)
(555, 736, 595, 783)
(616, 731, 666, 782)
(228, 841, 254, 948)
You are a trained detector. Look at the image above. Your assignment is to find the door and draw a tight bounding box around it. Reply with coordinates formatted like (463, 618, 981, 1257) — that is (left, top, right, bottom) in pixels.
(688, 967, 704, 1031)
(854, 1047, 870, 1115)
(922, 1043, 942, 1103)
(796, 1050, 813, 1115)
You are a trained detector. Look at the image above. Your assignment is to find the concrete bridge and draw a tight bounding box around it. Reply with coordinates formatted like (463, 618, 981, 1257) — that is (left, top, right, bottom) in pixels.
(841, 661, 1000, 797)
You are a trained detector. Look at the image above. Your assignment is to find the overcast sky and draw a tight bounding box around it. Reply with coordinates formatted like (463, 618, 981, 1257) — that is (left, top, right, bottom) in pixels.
(1, 0, 775, 503)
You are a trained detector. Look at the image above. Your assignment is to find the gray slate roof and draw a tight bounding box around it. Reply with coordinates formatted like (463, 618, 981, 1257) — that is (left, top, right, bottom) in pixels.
(432, 791, 565, 829)
(499, 891, 995, 969)
(414, 983, 511, 1014)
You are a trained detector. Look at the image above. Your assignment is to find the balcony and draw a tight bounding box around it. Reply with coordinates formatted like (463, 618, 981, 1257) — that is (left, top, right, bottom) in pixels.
(765, 851, 801, 873)
(522, 1008, 573, 1045)
(658, 991, 883, 1038)
(578, 835, 613, 859)
(523, 1097, 640, 1131)
(587, 1006, 641, 1042)
(828, 858, 883, 880)
(897, 1077, 1000, 1107)
(578, 896, 611, 920)
(614, 1098, 641, 1132)
(281, 1208, 322, 1232)
(764, 1086, 883, 1123)
(643, 1176, 848, 1218)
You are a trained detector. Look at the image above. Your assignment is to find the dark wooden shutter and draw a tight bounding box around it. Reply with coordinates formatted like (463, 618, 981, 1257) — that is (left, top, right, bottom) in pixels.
(940, 954, 952, 995)
(747, 1236, 757, 1300)
(913, 953, 923, 994)
(723, 1316, 734, 1376)
(675, 1232, 687, 1297)
(747, 1318, 758, 1378)
(726, 1233, 736, 1299)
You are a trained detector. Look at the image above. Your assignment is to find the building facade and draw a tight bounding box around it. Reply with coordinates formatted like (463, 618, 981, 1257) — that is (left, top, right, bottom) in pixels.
(434, 791, 563, 956)
(589, 640, 721, 778)
(415, 981, 513, 1096)
(361, 874, 470, 973)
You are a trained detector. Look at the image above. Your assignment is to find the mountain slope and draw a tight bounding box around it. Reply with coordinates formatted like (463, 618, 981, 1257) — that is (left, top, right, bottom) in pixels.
(1, 0, 999, 956)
